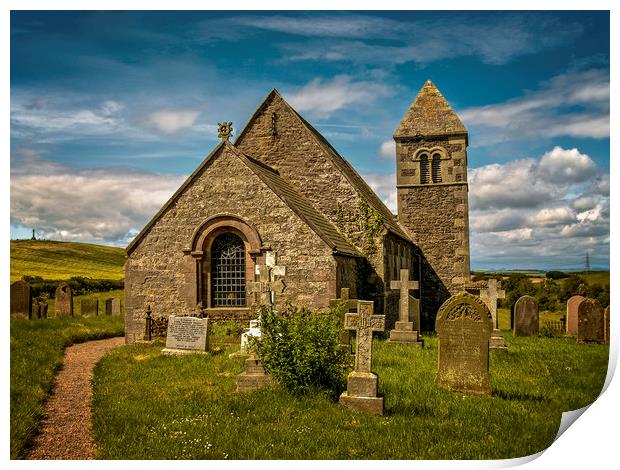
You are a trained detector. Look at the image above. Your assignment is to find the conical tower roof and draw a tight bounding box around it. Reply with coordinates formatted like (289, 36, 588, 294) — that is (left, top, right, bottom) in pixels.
(394, 80, 467, 139)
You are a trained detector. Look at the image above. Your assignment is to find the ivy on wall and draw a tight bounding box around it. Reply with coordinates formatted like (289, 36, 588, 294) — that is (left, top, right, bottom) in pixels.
(335, 195, 384, 257)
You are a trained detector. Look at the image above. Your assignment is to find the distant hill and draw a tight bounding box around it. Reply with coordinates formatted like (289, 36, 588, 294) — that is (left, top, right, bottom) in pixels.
(10, 240, 126, 283)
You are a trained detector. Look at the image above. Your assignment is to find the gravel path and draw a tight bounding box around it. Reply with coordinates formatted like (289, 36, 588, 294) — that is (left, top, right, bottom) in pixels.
(27, 336, 125, 460)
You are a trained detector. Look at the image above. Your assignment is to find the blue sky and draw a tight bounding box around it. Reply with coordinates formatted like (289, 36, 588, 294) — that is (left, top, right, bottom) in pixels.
(10, 10, 610, 270)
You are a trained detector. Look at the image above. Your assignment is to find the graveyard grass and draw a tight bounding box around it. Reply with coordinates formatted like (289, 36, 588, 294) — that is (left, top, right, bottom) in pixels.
(10, 315, 124, 459)
(92, 333, 608, 459)
(10, 239, 126, 283)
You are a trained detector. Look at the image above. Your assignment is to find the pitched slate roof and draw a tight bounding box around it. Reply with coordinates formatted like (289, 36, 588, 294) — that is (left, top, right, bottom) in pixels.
(394, 80, 467, 139)
(234, 89, 412, 242)
(126, 141, 360, 257)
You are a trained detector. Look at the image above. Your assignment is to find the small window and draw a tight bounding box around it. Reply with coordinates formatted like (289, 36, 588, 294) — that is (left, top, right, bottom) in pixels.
(419, 154, 430, 184)
(432, 154, 442, 183)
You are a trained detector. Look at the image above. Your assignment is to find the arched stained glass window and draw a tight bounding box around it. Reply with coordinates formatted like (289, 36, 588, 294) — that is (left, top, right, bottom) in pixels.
(419, 154, 430, 184)
(210, 233, 246, 307)
(432, 154, 442, 183)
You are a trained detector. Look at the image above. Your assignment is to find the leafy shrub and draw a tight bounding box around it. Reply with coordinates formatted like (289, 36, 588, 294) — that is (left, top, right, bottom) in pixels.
(546, 271, 569, 280)
(21, 275, 124, 297)
(250, 305, 351, 397)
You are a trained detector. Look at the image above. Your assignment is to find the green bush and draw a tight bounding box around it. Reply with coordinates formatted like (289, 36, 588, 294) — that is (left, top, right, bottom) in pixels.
(250, 305, 351, 397)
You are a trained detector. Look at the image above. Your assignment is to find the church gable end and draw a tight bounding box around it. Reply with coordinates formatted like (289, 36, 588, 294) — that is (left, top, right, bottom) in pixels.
(124, 143, 345, 343)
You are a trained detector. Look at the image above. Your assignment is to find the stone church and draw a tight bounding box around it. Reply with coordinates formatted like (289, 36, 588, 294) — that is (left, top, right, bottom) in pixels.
(124, 81, 471, 343)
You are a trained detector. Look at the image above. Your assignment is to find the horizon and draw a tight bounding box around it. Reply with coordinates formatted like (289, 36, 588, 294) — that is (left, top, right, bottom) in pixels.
(10, 10, 610, 271)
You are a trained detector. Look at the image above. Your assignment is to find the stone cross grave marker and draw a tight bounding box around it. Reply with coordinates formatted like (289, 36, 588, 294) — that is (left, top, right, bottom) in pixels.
(513, 295, 539, 337)
(54, 283, 73, 318)
(339, 300, 386, 415)
(248, 264, 286, 306)
(81, 299, 98, 317)
(604, 306, 610, 345)
(389, 268, 423, 346)
(329, 288, 358, 353)
(11, 280, 32, 319)
(39, 301, 48, 319)
(566, 295, 585, 336)
(32, 301, 41, 320)
(480, 279, 507, 350)
(435, 292, 493, 396)
(162, 315, 210, 354)
(577, 298, 605, 344)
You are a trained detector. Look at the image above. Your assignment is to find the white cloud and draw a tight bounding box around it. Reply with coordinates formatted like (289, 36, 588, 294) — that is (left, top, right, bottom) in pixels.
(378, 140, 395, 160)
(460, 69, 609, 143)
(469, 146, 609, 269)
(147, 109, 201, 134)
(362, 173, 397, 213)
(11, 159, 183, 245)
(286, 75, 392, 118)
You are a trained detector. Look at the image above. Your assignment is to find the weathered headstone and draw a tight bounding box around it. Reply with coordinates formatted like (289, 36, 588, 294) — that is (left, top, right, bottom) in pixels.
(81, 299, 98, 317)
(513, 295, 539, 337)
(32, 301, 41, 320)
(104, 298, 120, 316)
(10, 280, 32, 319)
(329, 287, 358, 353)
(162, 315, 210, 354)
(54, 283, 73, 318)
(435, 292, 493, 396)
(577, 298, 605, 344)
(480, 279, 507, 350)
(388, 268, 423, 346)
(339, 300, 386, 415)
(566, 295, 585, 336)
(604, 306, 610, 345)
(40, 302, 48, 319)
(236, 354, 273, 392)
(239, 319, 262, 353)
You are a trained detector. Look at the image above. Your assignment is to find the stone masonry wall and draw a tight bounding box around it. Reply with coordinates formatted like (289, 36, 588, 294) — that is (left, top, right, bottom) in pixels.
(125, 146, 341, 343)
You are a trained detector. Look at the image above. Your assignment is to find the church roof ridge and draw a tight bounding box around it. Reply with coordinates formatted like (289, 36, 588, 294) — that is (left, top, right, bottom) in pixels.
(394, 80, 467, 139)
(126, 140, 360, 257)
(234, 89, 412, 243)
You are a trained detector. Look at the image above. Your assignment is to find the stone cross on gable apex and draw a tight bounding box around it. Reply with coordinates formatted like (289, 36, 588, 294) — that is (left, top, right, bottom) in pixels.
(480, 279, 505, 328)
(344, 300, 385, 373)
(390, 268, 419, 323)
(248, 264, 286, 306)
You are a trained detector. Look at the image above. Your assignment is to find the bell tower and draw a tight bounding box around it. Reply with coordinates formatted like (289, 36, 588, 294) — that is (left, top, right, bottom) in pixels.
(394, 80, 471, 326)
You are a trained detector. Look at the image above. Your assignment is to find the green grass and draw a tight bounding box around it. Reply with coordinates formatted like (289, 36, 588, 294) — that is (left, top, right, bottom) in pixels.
(92, 334, 608, 459)
(10, 316, 125, 459)
(10, 239, 126, 283)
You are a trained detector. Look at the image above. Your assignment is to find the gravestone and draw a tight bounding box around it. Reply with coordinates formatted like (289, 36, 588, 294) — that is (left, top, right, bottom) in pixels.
(566, 295, 585, 336)
(577, 298, 604, 344)
(10, 280, 32, 319)
(162, 315, 209, 354)
(236, 354, 273, 392)
(54, 283, 73, 318)
(389, 268, 423, 346)
(513, 295, 539, 336)
(329, 287, 358, 353)
(40, 302, 48, 319)
(239, 319, 262, 354)
(339, 300, 386, 415)
(435, 292, 493, 396)
(81, 299, 98, 317)
(32, 301, 41, 320)
(104, 298, 121, 316)
(480, 279, 507, 350)
(604, 306, 610, 345)
(110, 298, 121, 316)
